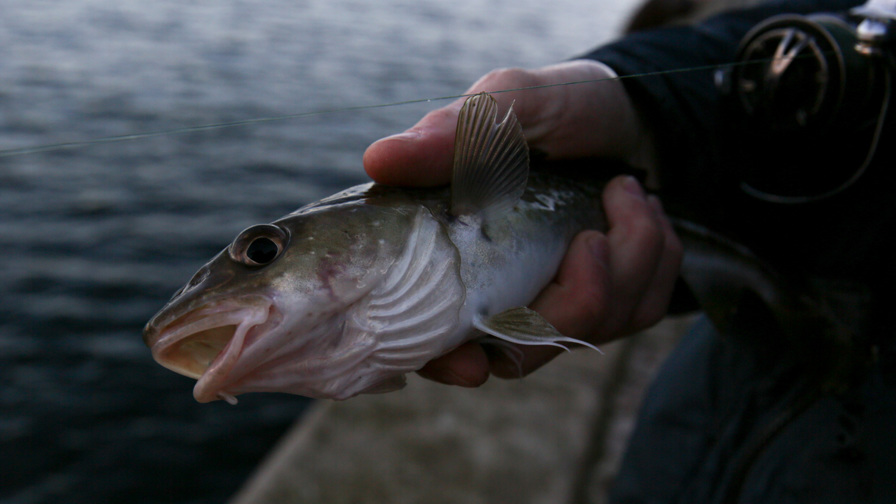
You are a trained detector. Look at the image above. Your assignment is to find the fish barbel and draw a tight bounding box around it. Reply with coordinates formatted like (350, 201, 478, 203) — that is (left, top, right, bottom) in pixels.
(143, 93, 606, 403)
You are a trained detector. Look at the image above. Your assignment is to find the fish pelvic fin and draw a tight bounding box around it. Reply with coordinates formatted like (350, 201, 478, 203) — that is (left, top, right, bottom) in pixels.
(450, 92, 529, 219)
(473, 307, 603, 353)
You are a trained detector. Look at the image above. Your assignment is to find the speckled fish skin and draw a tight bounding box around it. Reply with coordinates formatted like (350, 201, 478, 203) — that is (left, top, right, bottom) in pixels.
(142, 93, 605, 403)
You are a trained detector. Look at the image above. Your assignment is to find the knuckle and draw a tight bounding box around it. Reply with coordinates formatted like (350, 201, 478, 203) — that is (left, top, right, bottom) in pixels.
(628, 215, 665, 254)
(479, 67, 537, 90)
(574, 281, 616, 336)
(627, 284, 677, 331)
(629, 305, 667, 332)
(666, 229, 685, 264)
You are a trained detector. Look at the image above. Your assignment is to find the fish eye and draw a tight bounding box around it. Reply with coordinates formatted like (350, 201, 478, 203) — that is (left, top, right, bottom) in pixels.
(246, 237, 279, 264)
(229, 224, 289, 267)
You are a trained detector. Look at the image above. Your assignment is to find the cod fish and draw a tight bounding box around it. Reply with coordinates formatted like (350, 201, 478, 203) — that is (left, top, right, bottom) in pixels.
(143, 93, 605, 404)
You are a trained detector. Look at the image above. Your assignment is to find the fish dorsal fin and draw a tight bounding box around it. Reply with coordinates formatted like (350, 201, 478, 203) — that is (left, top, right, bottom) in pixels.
(450, 92, 529, 218)
(472, 307, 602, 353)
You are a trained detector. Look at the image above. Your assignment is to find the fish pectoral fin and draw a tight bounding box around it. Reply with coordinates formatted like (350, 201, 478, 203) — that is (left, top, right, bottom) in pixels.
(472, 307, 602, 353)
(450, 92, 529, 218)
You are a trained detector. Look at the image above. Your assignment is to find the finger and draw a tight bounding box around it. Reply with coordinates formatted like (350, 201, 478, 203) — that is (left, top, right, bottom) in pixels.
(363, 66, 561, 186)
(530, 230, 611, 340)
(489, 230, 612, 378)
(364, 60, 640, 187)
(363, 102, 463, 186)
(626, 195, 683, 329)
(415, 341, 490, 387)
(602, 176, 666, 329)
(489, 345, 563, 379)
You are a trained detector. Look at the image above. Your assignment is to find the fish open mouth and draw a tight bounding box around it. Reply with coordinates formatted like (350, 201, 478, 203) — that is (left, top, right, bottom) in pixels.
(160, 324, 239, 379)
(145, 298, 275, 403)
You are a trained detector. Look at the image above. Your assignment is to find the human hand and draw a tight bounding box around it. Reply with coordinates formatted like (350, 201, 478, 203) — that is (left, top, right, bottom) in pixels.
(364, 60, 658, 186)
(363, 61, 681, 386)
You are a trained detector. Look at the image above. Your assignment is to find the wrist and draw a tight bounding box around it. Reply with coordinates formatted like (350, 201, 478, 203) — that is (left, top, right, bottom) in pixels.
(534, 60, 660, 183)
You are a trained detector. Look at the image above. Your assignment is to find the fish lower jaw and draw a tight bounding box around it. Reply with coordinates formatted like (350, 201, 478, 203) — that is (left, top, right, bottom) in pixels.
(191, 330, 245, 402)
(189, 322, 258, 403)
(193, 374, 236, 404)
(149, 300, 277, 403)
(192, 308, 277, 403)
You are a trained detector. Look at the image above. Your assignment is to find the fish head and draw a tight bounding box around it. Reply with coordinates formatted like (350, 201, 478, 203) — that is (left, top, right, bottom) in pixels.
(143, 199, 423, 402)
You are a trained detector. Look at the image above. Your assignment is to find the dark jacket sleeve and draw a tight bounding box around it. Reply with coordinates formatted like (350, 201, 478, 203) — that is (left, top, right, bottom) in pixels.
(581, 0, 861, 219)
(580, 0, 896, 287)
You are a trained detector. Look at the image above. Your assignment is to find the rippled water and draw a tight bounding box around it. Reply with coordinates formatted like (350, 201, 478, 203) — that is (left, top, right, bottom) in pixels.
(0, 1, 636, 502)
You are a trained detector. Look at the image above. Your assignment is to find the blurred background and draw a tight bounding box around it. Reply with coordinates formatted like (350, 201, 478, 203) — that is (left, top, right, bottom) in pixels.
(0, 1, 640, 502)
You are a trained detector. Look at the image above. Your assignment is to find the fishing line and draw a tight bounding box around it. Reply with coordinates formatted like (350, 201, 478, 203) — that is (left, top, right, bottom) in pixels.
(0, 57, 794, 159)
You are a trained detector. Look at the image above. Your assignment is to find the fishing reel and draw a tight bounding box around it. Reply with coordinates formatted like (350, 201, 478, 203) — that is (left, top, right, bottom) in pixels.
(719, 0, 896, 203)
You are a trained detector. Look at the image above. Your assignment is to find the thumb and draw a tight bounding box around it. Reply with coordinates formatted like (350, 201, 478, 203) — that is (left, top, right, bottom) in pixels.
(362, 101, 463, 187)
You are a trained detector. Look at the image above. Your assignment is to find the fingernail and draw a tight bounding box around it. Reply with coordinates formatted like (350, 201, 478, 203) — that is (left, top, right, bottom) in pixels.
(418, 367, 477, 387)
(416, 368, 453, 386)
(384, 130, 421, 142)
(446, 370, 479, 387)
(622, 175, 645, 197)
(490, 359, 523, 379)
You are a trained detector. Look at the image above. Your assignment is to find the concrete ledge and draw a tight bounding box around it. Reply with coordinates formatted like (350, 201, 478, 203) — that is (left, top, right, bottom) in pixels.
(230, 316, 694, 504)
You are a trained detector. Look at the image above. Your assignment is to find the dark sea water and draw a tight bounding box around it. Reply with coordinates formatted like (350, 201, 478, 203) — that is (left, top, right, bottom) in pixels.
(0, 1, 635, 502)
